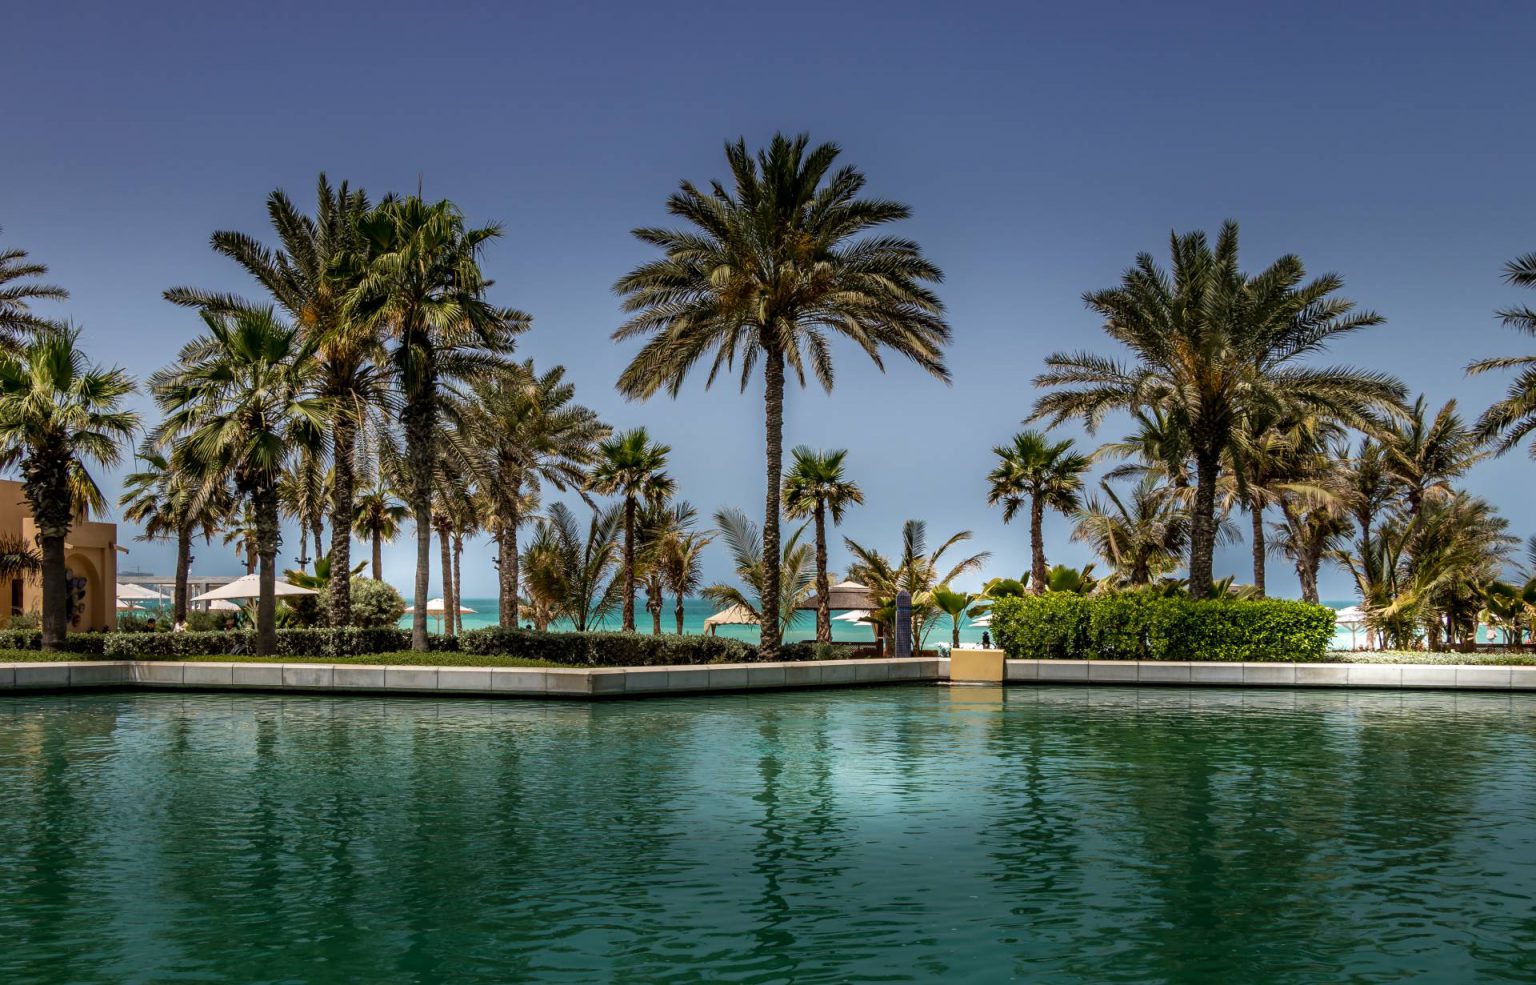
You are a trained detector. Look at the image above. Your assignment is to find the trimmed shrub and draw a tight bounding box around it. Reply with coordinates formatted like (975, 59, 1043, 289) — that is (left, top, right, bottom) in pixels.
(0, 630, 107, 655)
(319, 577, 406, 628)
(102, 628, 460, 659)
(990, 594, 1335, 662)
(459, 627, 757, 665)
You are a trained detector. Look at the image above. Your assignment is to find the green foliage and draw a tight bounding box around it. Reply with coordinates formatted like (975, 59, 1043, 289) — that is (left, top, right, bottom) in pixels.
(458, 627, 756, 666)
(989, 594, 1336, 662)
(101, 628, 451, 659)
(0, 629, 105, 654)
(319, 576, 406, 628)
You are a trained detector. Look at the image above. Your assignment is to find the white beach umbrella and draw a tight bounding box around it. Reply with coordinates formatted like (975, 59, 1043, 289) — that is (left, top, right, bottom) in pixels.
(969, 613, 993, 628)
(1334, 605, 1367, 649)
(426, 598, 476, 614)
(192, 574, 317, 602)
(116, 582, 166, 601)
(207, 599, 242, 612)
(115, 599, 142, 611)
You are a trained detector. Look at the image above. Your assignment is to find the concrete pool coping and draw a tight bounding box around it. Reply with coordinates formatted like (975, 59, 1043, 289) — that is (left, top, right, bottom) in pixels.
(2, 656, 1536, 697)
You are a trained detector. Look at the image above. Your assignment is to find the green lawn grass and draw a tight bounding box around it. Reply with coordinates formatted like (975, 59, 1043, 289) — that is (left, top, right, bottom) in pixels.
(0, 650, 570, 668)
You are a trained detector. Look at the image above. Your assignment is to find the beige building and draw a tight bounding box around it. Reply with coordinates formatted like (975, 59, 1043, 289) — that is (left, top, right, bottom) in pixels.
(0, 479, 119, 631)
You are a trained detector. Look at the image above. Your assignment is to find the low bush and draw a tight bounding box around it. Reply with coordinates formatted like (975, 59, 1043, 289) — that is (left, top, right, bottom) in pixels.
(459, 627, 757, 665)
(990, 594, 1336, 662)
(102, 628, 460, 659)
(0, 630, 107, 654)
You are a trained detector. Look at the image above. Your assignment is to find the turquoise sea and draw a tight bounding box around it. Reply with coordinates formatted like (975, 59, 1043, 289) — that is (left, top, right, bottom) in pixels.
(403, 597, 1380, 649)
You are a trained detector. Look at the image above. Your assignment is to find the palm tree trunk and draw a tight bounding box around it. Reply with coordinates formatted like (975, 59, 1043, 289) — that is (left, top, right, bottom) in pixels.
(253, 485, 280, 657)
(173, 524, 192, 625)
(497, 528, 515, 630)
(675, 594, 685, 636)
(1249, 497, 1266, 597)
(814, 502, 830, 643)
(651, 596, 661, 635)
(1188, 450, 1221, 594)
(952, 617, 960, 650)
(760, 351, 785, 660)
(38, 532, 68, 649)
(448, 534, 460, 633)
(296, 526, 309, 573)
(328, 421, 354, 628)
(1029, 494, 1047, 594)
(622, 497, 636, 632)
(403, 385, 435, 652)
(505, 485, 521, 629)
(438, 522, 454, 637)
(371, 531, 383, 581)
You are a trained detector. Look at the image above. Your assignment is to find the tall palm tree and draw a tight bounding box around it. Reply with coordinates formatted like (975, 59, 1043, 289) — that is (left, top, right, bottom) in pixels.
(932, 587, 982, 650)
(278, 450, 330, 572)
(352, 481, 408, 580)
(638, 500, 698, 635)
(702, 507, 817, 637)
(448, 360, 607, 629)
(151, 309, 327, 655)
(1032, 221, 1404, 592)
(165, 176, 384, 628)
(783, 446, 863, 643)
(346, 195, 529, 650)
(987, 430, 1090, 593)
(1471, 252, 1536, 457)
(1071, 476, 1190, 586)
(587, 427, 674, 632)
(613, 133, 950, 659)
(0, 229, 67, 348)
(120, 448, 228, 625)
(0, 328, 138, 647)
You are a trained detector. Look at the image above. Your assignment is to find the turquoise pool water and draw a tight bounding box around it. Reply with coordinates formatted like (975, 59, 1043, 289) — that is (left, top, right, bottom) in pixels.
(3, 687, 1536, 983)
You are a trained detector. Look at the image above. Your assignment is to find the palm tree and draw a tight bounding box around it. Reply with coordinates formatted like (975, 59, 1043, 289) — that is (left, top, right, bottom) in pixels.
(151, 309, 327, 655)
(987, 430, 1090, 593)
(0, 230, 67, 348)
(346, 195, 529, 650)
(448, 360, 607, 629)
(120, 448, 227, 625)
(845, 521, 990, 652)
(587, 427, 674, 632)
(1032, 221, 1403, 592)
(0, 328, 138, 647)
(1384, 396, 1484, 521)
(661, 528, 714, 635)
(613, 133, 950, 659)
(165, 176, 383, 628)
(783, 447, 863, 643)
(352, 482, 408, 580)
(522, 502, 624, 632)
(278, 451, 331, 572)
(932, 587, 981, 650)
(1471, 252, 1536, 457)
(638, 500, 698, 635)
(702, 507, 816, 638)
(1071, 476, 1190, 586)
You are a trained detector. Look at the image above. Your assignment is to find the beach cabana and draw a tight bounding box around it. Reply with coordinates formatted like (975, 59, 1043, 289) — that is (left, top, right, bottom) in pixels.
(798, 580, 874, 612)
(703, 604, 758, 635)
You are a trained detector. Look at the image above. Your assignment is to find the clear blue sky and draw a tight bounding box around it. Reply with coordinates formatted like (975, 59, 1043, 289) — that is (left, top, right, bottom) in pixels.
(5, 0, 1533, 599)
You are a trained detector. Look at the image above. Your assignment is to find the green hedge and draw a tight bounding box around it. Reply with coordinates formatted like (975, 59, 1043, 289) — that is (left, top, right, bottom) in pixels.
(989, 594, 1336, 662)
(102, 628, 459, 659)
(0, 630, 107, 655)
(458, 627, 758, 665)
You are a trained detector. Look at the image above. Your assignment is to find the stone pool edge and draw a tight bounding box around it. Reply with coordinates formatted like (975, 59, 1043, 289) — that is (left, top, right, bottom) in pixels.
(2, 657, 1534, 697)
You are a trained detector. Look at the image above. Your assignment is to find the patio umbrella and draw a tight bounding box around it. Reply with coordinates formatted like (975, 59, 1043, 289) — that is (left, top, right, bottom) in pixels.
(1334, 605, 1367, 649)
(207, 599, 242, 612)
(192, 574, 318, 602)
(117, 582, 167, 601)
(426, 598, 476, 633)
(115, 599, 142, 611)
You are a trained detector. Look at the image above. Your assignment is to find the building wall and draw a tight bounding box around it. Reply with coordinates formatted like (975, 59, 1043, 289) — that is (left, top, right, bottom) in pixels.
(0, 480, 118, 631)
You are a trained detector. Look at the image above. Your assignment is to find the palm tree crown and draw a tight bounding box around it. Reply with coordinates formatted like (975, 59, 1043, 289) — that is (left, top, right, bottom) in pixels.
(1470, 252, 1536, 458)
(613, 133, 949, 658)
(987, 430, 1091, 592)
(0, 229, 68, 350)
(1031, 220, 1404, 591)
(0, 327, 138, 646)
(588, 427, 674, 632)
(783, 446, 863, 643)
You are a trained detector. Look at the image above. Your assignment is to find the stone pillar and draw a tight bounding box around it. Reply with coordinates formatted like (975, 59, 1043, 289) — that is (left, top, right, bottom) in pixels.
(895, 590, 913, 659)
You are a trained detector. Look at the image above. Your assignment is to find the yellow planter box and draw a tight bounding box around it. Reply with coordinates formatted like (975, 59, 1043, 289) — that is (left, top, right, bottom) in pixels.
(949, 649, 1005, 683)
